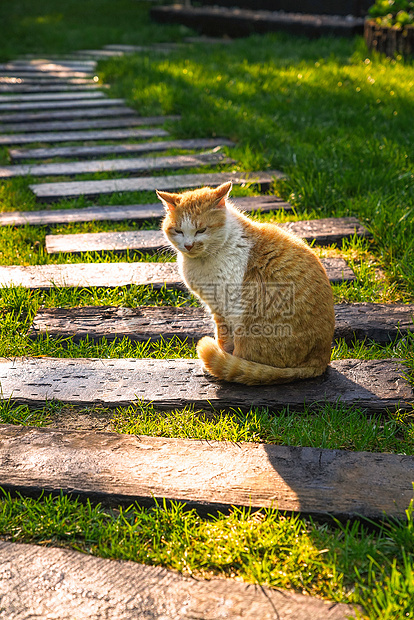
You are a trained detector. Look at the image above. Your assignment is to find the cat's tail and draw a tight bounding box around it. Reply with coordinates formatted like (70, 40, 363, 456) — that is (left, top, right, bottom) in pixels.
(197, 337, 326, 385)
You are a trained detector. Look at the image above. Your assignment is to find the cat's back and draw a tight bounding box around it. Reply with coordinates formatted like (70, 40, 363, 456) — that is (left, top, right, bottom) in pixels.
(244, 218, 330, 286)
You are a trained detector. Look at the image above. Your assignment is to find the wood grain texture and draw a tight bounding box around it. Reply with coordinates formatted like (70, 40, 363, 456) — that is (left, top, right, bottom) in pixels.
(0, 417, 413, 520)
(0, 262, 184, 290)
(29, 303, 414, 345)
(0, 196, 292, 227)
(0, 127, 169, 145)
(0, 97, 124, 112)
(9, 138, 235, 161)
(0, 91, 105, 103)
(280, 217, 369, 245)
(0, 106, 138, 123)
(30, 170, 283, 201)
(0, 259, 353, 289)
(0, 151, 230, 179)
(0, 541, 357, 619)
(44, 217, 368, 254)
(0, 357, 410, 414)
(0, 115, 179, 134)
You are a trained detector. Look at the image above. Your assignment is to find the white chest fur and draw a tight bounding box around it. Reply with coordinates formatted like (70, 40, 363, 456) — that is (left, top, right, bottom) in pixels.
(179, 214, 251, 323)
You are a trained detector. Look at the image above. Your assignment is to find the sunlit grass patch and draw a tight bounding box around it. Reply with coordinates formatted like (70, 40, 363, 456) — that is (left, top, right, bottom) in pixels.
(1, 489, 414, 617)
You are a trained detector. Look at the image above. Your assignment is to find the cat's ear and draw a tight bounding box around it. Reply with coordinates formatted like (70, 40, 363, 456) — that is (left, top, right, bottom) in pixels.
(156, 189, 178, 213)
(212, 181, 232, 208)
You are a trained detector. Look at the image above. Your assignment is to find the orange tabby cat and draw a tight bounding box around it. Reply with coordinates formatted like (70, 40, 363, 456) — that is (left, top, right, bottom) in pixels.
(157, 182, 335, 385)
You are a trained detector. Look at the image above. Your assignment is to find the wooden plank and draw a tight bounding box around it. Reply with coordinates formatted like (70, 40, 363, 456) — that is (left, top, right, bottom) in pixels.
(44, 217, 368, 254)
(150, 5, 364, 38)
(31, 305, 213, 342)
(0, 76, 96, 84)
(0, 98, 124, 112)
(280, 217, 369, 245)
(30, 302, 414, 345)
(0, 151, 230, 179)
(104, 43, 180, 52)
(0, 196, 292, 227)
(9, 138, 235, 161)
(0, 356, 411, 414)
(0, 541, 357, 619)
(0, 115, 179, 134)
(0, 84, 103, 93)
(28, 293, 350, 346)
(0, 70, 92, 79)
(0, 106, 138, 123)
(0, 258, 354, 289)
(72, 49, 127, 57)
(0, 90, 105, 105)
(30, 170, 283, 201)
(4, 60, 97, 68)
(0, 91, 105, 103)
(0, 127, 169, 146)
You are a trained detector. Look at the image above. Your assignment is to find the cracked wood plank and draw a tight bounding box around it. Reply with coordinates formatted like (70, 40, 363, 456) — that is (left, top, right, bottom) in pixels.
(0, 151, 231, 179)
(0, 540, 356, 619)
(0, 127, 169, 145)
(29, 303, 414, 345)
(44, 217, 368, 254)
(0, 115, 180, 134)
(9, 138, 235, 161)
(29, 170, 283, 201)
(0, 196, 292, 227)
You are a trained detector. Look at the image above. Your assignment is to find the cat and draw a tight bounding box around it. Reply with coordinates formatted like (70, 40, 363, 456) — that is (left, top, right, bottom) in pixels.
(157, 182, 335, 385)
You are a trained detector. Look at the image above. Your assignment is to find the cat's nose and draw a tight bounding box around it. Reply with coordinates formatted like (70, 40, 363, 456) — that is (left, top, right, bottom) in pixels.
(184, 243, 194, 251)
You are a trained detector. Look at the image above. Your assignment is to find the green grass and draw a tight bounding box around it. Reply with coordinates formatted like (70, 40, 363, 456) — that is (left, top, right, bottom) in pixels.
(0, 2, 414, 617)
(2, 490, 414, 618)
(0, 1, 188, 61)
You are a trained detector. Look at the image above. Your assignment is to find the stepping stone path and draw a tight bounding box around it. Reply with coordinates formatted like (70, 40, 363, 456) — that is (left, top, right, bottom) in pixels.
(0, 45, 411, 619)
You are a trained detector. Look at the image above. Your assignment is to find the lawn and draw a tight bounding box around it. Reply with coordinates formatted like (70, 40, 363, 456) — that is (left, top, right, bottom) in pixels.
(0, 1, 414, 618)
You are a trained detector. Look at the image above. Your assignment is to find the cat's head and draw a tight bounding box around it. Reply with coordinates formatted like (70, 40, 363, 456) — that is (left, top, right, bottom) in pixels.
(157, 182, 232, 258)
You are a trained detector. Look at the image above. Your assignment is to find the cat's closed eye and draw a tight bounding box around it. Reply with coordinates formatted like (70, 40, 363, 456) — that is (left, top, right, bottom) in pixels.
(196, 227, 207, 235)
(174, 228, 183, 234)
